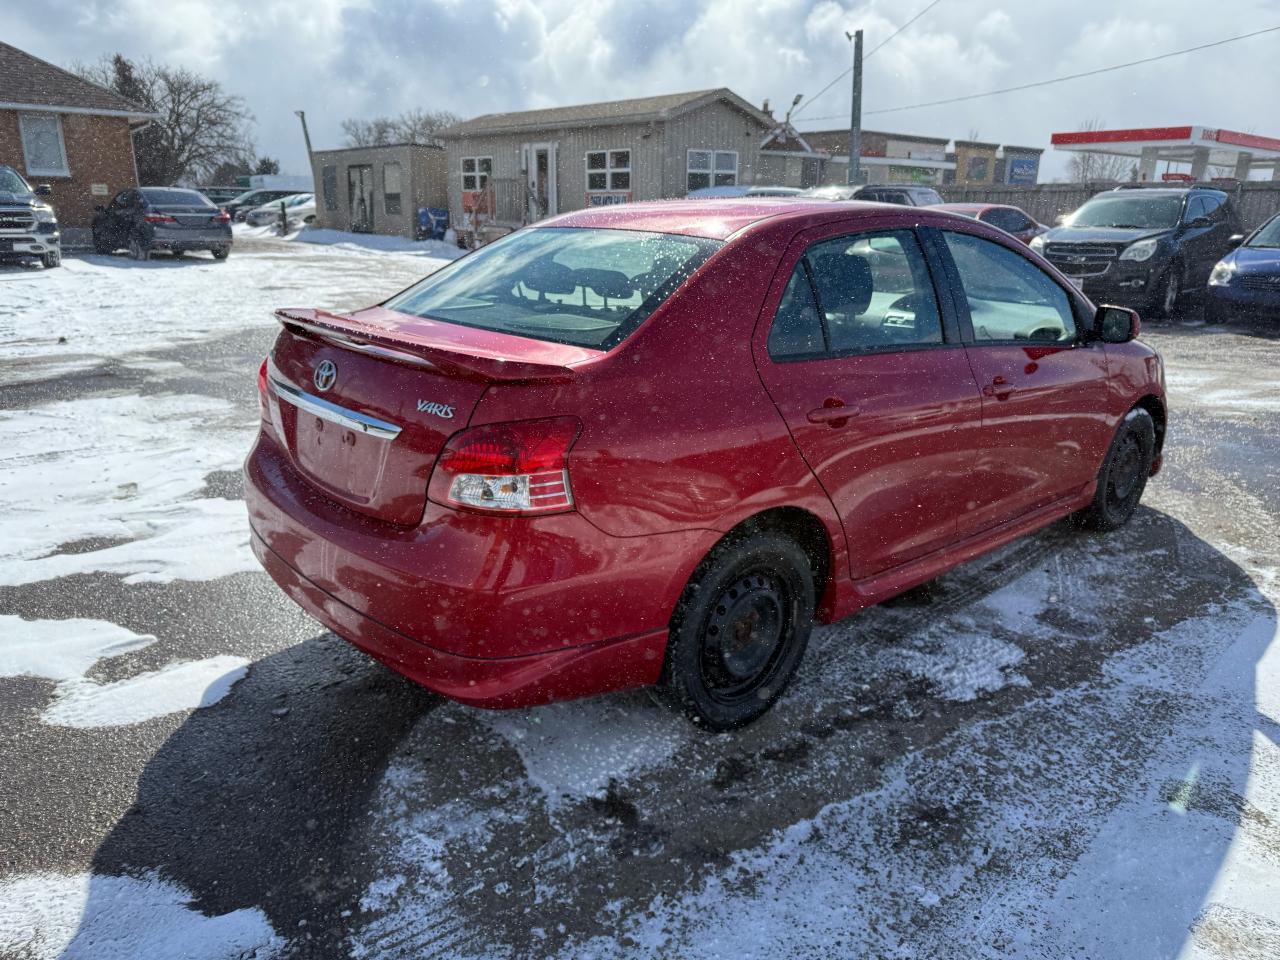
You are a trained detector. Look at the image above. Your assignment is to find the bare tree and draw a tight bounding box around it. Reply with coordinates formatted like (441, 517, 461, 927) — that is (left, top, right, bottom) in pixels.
(1067, 118, 1135, 183)
(77, 54, 255, 185)
(341, 109, 461, 147)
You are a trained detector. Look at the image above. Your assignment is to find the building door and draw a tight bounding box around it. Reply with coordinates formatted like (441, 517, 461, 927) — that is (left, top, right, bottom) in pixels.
(347, 165, 375, 233)
(524, 143, 557, 221)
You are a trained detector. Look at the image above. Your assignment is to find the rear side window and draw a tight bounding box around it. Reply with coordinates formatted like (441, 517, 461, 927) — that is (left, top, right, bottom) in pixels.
(942, 231, 1076, 343)
(767, 229, 943, 359)
(385, 227, 721, 350)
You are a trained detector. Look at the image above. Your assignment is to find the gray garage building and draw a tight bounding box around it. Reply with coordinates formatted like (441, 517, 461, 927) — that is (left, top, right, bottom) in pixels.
(310, 142, 449, 239)
(436, 88, 776, 237)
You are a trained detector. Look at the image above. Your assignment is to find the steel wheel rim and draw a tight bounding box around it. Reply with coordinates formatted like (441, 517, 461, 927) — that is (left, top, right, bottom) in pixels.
(1163, 274, 1178, 314)
(1109, 434, 1142, 504)
(699, 569, 792, 705)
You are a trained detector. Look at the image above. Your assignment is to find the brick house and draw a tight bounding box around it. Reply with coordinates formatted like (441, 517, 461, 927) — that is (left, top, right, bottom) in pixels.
(0, 41, 153, 242)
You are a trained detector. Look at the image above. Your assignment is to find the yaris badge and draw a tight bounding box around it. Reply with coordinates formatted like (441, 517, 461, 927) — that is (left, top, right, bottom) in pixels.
(313, 360, 337, 392)
(417, 400, 455, 419)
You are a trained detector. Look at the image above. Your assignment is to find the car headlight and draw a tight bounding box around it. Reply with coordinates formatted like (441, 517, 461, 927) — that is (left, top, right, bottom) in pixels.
(1119, 238, 1159, 262)
(34, 205, 57, 224)
(1028, 235, 1045, 253)
(1208, 261, 1236, 286)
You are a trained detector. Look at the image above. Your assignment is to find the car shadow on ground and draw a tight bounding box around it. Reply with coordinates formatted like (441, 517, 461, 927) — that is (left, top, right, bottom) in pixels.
(63, 507, 1276, 958)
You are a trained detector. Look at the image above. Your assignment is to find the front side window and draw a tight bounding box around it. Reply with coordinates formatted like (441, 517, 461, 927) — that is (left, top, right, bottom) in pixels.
(461, 156, 492, 192)
(687, 150, 737, 191)
(942, 231, 1076, 343)
(586, 150, 631, 192)
(768, 229, 943, 358)
(385, 227, 721, 349)
(19, 113, 69, 177)
(384, 161, 402, 214)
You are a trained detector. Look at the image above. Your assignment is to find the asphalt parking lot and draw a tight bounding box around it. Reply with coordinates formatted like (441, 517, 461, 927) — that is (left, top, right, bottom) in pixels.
(1, 234, 1278, 959)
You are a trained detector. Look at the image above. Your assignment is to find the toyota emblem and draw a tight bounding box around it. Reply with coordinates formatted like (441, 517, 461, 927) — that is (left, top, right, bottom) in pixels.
(313, 359, 337, 392)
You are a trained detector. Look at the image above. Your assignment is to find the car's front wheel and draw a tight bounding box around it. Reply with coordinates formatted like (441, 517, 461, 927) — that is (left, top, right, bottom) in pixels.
(128, 235, 151, 261)
(1148, 263, 1182, 319)
(1073, 407, 1156, 531)
(92, 229, 112, 255)
(655, 530, 815, 730)
(41, 248, 61, 269)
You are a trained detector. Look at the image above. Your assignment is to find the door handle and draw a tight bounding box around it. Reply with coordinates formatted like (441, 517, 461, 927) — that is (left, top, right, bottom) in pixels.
(982, 375, 1014, 400)
(807, 399, 858, 424)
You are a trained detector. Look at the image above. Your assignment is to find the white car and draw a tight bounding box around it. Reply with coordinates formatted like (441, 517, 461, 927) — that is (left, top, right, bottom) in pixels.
(244, 193, 315, 227)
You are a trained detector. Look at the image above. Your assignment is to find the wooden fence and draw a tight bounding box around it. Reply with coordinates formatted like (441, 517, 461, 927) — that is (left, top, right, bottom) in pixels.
(936, 181, 1280, 231)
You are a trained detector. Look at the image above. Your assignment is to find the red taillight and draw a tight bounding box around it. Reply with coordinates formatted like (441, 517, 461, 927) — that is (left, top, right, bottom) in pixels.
(257, 358, 268, 396)
(211, 209, 231, 224)
(257, 358, 271, 422)
(144, 213, 176, 224)
(428, 417, 580, 515)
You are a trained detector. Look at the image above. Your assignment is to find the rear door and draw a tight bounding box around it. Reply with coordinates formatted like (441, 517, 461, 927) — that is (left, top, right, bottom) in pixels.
(934, 228, 1112, 536)
(754, 221, 983, 580)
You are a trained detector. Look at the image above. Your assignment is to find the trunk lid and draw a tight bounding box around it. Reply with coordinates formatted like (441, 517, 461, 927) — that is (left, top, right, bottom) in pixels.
(266, 306, 598, 525)
(153, 206, 221, 228)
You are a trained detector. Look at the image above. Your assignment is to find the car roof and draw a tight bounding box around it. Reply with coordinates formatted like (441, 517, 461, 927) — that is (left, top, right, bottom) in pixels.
(544, 198, 959, 241)
(931, 202, 998, 213)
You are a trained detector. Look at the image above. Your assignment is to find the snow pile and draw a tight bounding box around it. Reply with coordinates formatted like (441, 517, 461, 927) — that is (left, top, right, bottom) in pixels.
(295, 227, 463, 261)
(0, 392, 256, 585)
(0, 615, 155, 680)
(0, 872, 282, 959)
(41, 656, 249, 728)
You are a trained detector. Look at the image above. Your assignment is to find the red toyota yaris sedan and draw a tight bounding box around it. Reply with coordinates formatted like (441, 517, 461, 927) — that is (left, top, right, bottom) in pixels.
(245, 199, 1165, 729)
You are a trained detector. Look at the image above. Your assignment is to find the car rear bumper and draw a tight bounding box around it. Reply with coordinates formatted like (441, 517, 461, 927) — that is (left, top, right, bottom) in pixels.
(244, 432, 709, 707)
(151, 226, 232, 249)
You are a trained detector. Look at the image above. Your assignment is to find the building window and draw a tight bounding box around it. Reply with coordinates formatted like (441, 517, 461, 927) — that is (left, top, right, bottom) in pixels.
(322, 165, 337, 210)
(687, 149, 737, 191)
(461, 156, 492, 192)
(585, 149, 631, 192)
(383, 161, 402, 215)
(19, 113, 69, 177)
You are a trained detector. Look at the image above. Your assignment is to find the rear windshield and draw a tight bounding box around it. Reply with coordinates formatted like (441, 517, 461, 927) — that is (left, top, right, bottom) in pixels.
(384, 227, 722, 349)
(141, 188, 212, 207)
(911, 189, 944, 205)
(1069, 194, 1183, 229)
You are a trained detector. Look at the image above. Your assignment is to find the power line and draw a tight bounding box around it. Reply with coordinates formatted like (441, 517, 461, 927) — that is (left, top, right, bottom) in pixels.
(791, 0, 944, 119)
(797, 23, 1280, 124)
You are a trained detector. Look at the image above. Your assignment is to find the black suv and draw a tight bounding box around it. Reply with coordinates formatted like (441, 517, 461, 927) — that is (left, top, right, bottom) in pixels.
(800, 184, 945, 206)
(1031, 185, 1244, 317)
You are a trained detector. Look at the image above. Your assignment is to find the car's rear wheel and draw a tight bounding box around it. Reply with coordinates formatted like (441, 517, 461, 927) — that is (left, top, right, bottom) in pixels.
(1073, 407, 1156, 531)
(655, 530, 814, 730)
(212, 245, 230, 260)
(128, 236, 151, 261)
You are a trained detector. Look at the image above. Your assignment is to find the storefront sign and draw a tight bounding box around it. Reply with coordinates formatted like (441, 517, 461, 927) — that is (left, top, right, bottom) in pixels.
(586, 192, 632, 207)
(1007, 157, 1038, 185)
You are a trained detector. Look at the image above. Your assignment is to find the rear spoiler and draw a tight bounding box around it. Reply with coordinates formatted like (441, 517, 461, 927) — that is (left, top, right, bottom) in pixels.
(274, 308, 589, 383)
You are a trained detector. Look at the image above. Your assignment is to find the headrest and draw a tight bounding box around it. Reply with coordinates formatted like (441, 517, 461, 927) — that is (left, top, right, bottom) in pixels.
(575, 267, 634, 300)
(809, 253, 873, 316)
(522, 259, 577, 295)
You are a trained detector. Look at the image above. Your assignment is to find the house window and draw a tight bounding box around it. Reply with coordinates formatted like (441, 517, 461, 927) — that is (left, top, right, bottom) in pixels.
(687, 149, 737, 191)
(383, 161, 402, 215)
(585, 149, 631, 192)
(321, 165, 337, 210)
(19, 113, 69, 177)
(461, 156, 492, 192)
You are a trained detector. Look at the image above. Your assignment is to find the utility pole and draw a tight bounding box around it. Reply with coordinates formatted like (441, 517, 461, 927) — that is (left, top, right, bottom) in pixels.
(295, 110, 314, 169)
(846, 29, 863, 186)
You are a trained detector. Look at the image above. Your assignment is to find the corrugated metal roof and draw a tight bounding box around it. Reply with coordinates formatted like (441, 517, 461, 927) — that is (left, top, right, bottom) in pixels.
(0, 42, 150, 116)
(438, 88, 771, 137)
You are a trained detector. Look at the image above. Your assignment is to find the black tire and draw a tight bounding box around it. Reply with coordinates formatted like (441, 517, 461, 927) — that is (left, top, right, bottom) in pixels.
(1147, 263, 1182, 319)
(128, 235, 151, 261)
(41, 248, 61, 269)
(92, 230, 112, 255)
(654, 530, 815, 730)
(212, 245, 230, 261)
(1073, 407, 1156, 531)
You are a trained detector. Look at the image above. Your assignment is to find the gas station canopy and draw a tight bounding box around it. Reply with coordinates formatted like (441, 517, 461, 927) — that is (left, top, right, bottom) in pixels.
(1050, 125, 1280, 181)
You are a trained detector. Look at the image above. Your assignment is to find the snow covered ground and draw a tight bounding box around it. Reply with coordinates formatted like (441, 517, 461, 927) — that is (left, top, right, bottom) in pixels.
(1, 237, 1278, 959)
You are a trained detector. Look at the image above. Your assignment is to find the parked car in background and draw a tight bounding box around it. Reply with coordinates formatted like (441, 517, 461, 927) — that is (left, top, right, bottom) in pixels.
(225, 188, 301, 222)
(92, 187, 232, 261)
(244, 193, 315, 227)
(687, 185, 805, 198)
(1030, 185, 1244, 317)
(198, 186, 243, 205)
(0, 163, 60, 268)
(800, 183, 945, 206)
(246, 198, 1165, 730)
(930, 202, 1047, 245)
(1205, 211, 1280, 325)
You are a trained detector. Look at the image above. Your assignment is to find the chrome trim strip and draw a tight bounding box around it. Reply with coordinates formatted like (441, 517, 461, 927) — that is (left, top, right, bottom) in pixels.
(266, 360, 401, 440)
(277, 315, 438, 370)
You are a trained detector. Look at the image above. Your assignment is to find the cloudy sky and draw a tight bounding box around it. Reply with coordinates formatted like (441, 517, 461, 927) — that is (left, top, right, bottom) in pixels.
(8, 0, 1279, 181)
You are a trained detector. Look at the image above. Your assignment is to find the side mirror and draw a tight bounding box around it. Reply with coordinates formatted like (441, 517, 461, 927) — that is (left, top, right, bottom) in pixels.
(1228, 233, 1246, 248)
(1184, 215, 1212, 229)
(1095, 305, 1140, 344)
(35, 184, 53, 197)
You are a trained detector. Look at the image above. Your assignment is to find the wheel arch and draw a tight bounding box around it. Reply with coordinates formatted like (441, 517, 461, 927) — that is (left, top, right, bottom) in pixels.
(1133, 393, 1166, 458)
